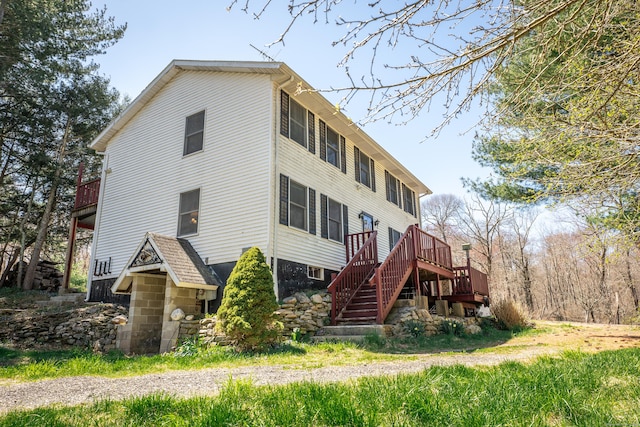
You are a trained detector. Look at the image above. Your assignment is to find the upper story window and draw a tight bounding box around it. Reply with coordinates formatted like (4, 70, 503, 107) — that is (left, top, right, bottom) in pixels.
(184, 111, 205, 155)
(280, 91, 316, 154)
(178, 188, 200, 236)
(279, 174, 316, 235)
(354, 147, 376, 191)
(385, 171, 401, 207)
(319, 120, 347, 173)
(402, 184, 416, 217)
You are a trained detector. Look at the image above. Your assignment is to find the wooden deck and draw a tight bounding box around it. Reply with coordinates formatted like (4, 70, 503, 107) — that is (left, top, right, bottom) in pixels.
(329, 225, 489, 325)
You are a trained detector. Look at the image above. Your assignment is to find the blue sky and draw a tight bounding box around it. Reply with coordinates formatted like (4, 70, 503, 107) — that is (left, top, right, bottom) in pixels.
(95, 1, 491, 197)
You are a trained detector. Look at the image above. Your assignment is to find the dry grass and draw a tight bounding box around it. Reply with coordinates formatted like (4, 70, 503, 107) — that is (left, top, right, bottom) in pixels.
(492, 299, 531, 331)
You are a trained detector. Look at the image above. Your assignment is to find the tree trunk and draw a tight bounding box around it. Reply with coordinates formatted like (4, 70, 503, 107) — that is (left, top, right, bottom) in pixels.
(22, 120, 71, 290)
(0, 247, 19, 287)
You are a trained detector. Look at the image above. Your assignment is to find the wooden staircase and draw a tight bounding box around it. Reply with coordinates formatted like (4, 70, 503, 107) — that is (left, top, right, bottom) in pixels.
(336, 284, 378, 324)
(328, 225, 490, 326)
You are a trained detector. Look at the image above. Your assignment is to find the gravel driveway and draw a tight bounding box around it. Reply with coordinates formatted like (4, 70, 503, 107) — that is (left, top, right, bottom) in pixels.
(0, 349, 553, 413)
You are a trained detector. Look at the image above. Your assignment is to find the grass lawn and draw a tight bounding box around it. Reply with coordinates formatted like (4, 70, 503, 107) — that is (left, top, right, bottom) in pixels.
(1, 348, 639, 426)
(0, 325, 528, 383)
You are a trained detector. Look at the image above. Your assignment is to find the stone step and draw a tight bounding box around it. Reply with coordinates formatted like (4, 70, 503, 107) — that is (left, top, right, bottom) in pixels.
(311, 334, 368, 343)
(319, 324, 391, 336)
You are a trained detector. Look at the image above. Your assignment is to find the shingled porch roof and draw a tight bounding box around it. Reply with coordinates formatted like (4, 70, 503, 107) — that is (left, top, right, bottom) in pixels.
(111, 232, 220, 294)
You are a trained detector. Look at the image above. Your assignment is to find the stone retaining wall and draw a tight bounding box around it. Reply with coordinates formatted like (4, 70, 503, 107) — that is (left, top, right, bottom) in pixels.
(0, 303, 128, 352)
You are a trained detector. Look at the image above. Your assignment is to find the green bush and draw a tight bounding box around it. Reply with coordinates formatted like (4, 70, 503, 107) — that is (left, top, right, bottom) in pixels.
(403, 320, 426, 337)
(439, 318, 465, 336)
(216, 247, 282, 351)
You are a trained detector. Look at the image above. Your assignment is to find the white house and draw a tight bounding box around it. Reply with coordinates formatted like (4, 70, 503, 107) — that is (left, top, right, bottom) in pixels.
(82, 60, 436, 353)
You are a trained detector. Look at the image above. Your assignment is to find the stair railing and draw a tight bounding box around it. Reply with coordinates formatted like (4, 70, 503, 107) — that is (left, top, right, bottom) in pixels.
(328, 231, 378, 325)
(372, 225, 418, 323)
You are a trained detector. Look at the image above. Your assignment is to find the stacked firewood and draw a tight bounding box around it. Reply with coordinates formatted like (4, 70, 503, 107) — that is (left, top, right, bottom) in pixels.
(4, 260, 63, 291)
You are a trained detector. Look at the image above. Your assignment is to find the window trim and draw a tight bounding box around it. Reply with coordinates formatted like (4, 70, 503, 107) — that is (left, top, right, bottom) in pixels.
(402, 184, 416, 217)
(354, 147, 376, 191)
(308, 266, 324, 280)
(183, 110, 205, 156)
(385, 171, 401, 207)
(288, 179, 308, 232)
(177, 188, 200, 237)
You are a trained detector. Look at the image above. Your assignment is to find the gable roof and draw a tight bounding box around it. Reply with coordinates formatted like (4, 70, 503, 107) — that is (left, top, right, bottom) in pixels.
(91, 59, 431, 195)
(111, 232, 220, 294)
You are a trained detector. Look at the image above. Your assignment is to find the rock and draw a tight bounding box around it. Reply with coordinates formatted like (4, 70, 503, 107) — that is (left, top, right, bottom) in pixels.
(311, 294, 323, 304)
(170, 308, 185, 321)
(282, 296, 297, 304)
(293, 292, 311, 304)
(111, 315, 127, 325)
(465, 324, 482, 335)
(185, 315, 194, 321)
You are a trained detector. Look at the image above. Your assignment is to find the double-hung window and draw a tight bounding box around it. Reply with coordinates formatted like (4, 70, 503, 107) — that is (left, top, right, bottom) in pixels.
(354, 147, 376, 191)
(319, 120, 346, 172)
(280, 91, 316, 153)
(320, 194, 348, 243)
(279, 174, 316, 235)
(289, 180, 307, 231)
(178, 189, 200, 236)
(385, 171, 401, 207)
(183, 111, 205, 155)
(402, 184, 416, 217)
(388, 228, 402, 251)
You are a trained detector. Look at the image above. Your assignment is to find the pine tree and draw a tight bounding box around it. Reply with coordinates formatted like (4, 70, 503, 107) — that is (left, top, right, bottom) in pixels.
(216, 247, 281, 351)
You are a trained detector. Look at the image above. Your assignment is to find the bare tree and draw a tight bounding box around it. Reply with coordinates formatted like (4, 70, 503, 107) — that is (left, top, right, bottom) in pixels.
(421, 194, 464, 244)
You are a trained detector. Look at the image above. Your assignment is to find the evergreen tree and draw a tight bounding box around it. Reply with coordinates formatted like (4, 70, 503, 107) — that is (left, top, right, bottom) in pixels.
(216, 247, 281, 351)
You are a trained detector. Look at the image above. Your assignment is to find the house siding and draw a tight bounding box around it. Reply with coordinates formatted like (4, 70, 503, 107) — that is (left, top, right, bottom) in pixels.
(91, 71, 273, 284)
(276, 101, 420, 273)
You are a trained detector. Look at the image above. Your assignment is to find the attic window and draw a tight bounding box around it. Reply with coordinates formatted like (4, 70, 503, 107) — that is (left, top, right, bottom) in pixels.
(184, 110, 205, 155)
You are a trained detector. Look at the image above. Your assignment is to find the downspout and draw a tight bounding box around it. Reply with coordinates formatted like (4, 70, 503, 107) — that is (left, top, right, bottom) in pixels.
(86, 151, 109, 301)
(271, 75, 294, 298)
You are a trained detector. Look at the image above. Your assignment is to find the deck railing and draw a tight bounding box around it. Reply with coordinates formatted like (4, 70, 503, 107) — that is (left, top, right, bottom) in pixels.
(345, 231, 373, 263)
(413, 227, 453, 269)
(328, 231, 378, 325)
(74, 178, 101, 210)
(453, 265, 489, 296)
(372, 226, 417, 323)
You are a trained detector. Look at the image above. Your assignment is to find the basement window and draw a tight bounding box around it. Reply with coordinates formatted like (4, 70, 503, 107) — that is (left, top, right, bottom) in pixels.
(308, 266, 324, 280)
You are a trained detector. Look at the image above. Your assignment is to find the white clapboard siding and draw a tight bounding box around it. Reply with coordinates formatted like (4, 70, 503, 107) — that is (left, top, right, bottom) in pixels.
(276, 123, 420, 272)
(93, 71, 274, 280)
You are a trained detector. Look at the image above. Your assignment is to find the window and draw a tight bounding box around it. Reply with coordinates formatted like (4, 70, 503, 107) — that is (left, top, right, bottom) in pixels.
(354, 147, 376, 191)
(289, 180, 307, 231)
(389, 228, 402, 251)
(360, 212, 374, 232)
(183, 111, 205, 155)
(308, 266, 324, 280)
(385, 171, 401, 207)
(320, 194, 348, 243)
(178, 189, 200, 236)
(326, 127, 340, 167)
(289, 99, 307, 147)
(280, 91, 316, 153)
(279, 174, 316, 235)
(402, 184, 416, 216)
(328, 198, 342, 242)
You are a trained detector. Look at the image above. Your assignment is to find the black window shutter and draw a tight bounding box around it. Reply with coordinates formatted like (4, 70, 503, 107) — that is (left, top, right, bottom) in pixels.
(354, 147, 361, 183)
(319, 120, 327, 161)
(384, 170, 390, 202)
(402, 183, 408, 213)
(340, 136, 346, 174)
(279, 174, 289, 225)
(308, 111, 316, 154)
(320, 194, 328, 239)
(308, 188, 316, 235)
(412, 192, 418, 218)
(370, 159, 376, 192)
(280, 91, 289, 138)
(342, 204, 349, 243)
